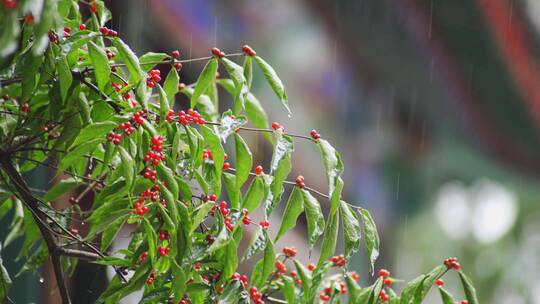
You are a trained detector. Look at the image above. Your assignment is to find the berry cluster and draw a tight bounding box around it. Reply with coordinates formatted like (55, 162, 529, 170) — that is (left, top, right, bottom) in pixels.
(140, 251, 148, 263)
(146, 272, 155, 285)
(231, 272, 249, 288)
(133, 199, 149, 217)
(259, 220, 270, 229)
(310, 129, 321, 140)
(443, 257, 461, 270)
(249, 287, 264, 304)
(295, 175, 305, 188)
(107, 131, 122, 145)
(143, 167, 157, 182)
(99, 26, 117, 37)
(275, 260, 287, 273)
(282, 246, 297, 258)
(178, 109, 205, 125)
(144, 135, 166, 166)
(271, 121, 284, 131)
(21, 102, 29, 113)
(63, 27, 71, 38)
(3, 0, 17, 9)
(211, 47, 226, 58)
(254, 165, 264, 175)
(146, 69, 161, 88)
(118, 122, 135, 135)
(106, 49, 115, 60)
(242, 209, 251, 225)
(130, 109, 148, 125)
(159, 230, 169, 241)
(330, 254, 346, 267)
(48, 31, 58, 44)
(379, 289, 390, 302)
(242, 45, 256, 57)
(158, 245, 170, 257)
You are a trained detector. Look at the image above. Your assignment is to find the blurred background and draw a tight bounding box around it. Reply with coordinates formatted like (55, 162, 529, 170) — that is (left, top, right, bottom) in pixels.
(6, 0, 540, 303)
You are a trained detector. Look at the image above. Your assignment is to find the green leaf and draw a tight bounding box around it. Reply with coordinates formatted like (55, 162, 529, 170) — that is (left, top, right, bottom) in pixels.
(163, 68, 179, 106)
(43, 177, 80, 201)
(267, 153, 291, 216)
(191, 57, 218, 108)
(171, 261, 187, 302)
(293, 259, 312, 303)
(143, 218, 157, 263)
(278, 276, 295, 304)
(191, 202, 214, 233)
(156, 84, 170, 116)
(245, 93, 272, 144)
(217, 112, 247, 143)
(360, 208, 380, 273)
(60, 139, 101, 172)
(139, 52, 168, 71)
(253, 56, 290, 115)
(317, 209, 339, 267)
(112, 37, 143, 84)
(221, 57, 248, 113)
(275, 187, 304, 241)
(57, 57, 73, 102)
(317, 139, 344, 196)
(242, 176, 266, 214)
(0, 245, 11, 301)
(88, 41, 111, 91)
(459, 271, 479, 304)
(400, 274, 426, 304)
(200, 125, 224, 195)
(100, 215, 128, 251)
(438, 287, 456, 304)
(234, 133, 252, 192)
(70, 121, 117, 148)
(301, 189, 325, 249)
(87, 199, 129, 238)
(243, 56, 253, 89)
(157, 161, 179, 200)
(140, 288, 170, 304)
(251, 237, 275, 288)
(118, 146, 135, 190)
(340, 201, 361, 259)
(242, 228, 267, 261)
(270, 131, 293, 173)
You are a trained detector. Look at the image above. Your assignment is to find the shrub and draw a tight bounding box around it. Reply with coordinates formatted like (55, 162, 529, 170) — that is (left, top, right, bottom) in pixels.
(0, 0, 477, 303)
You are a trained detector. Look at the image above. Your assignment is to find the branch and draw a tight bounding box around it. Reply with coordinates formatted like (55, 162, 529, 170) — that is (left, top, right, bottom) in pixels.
(0, 156, 72, 304)
(59, 248, 101, 261)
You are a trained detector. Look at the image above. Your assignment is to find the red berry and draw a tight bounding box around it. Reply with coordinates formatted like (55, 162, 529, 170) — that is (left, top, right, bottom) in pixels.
(171, 50, 180, 58)
(259, 220, 270, 229)
(319, 294, 330, 301)
(194, 262, 201, 270)
(174, 62, 183, 71)
(24, 14, 34, 24)
(79, 24, 86, 30)
(383, 278, 393, 285)
(271, 122, 282, 130)
(222, 162, 230, 170)
(435, 279, 444, 287)
(90, 4, 97, 12)
(307, 263, 316, 271)
(211, 47, 224, 58)
(460, 301, 468, 304)
(254, 165, 263, 175)
(378, 269, 390, 278)
(242, 45, 256, 56)
(208, 194, 217, 201)
(3, 0, 17, 9)
(310, 129, 321, 140)
(350, 271, 360, 282)
(295, 175, 305, 188)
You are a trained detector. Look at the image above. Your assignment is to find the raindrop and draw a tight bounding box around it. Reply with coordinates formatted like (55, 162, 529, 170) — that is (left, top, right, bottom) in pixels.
(39, 277, 44, 283)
